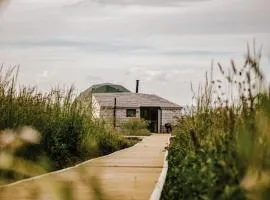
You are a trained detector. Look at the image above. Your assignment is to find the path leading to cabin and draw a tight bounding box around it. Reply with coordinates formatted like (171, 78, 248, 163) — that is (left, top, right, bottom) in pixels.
(0, 134, 170, 200)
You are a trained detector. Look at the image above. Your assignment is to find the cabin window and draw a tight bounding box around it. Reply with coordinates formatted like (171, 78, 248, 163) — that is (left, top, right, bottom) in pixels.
(126, 109, 136, 117)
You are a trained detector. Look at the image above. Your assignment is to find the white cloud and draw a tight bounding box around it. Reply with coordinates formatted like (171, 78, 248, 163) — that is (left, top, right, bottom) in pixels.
(126, 67, 195, 84)
(0, 0, 269, 105)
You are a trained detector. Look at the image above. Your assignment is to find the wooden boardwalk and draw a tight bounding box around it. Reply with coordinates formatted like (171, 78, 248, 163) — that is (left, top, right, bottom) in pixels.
(0, 134, 170, 200)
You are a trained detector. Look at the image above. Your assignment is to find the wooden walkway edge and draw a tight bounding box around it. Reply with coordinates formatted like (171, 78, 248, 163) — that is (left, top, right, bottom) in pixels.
(0, 134, 171, 200)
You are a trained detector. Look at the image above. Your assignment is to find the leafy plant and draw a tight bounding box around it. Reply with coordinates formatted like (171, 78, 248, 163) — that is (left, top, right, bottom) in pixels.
(120, 118, 151, 136)
(162, 45, 270, 200)
(0, 66, 133, 183)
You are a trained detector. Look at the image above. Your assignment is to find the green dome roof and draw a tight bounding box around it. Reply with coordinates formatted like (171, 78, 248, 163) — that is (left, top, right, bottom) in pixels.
(78, 83, 130, 101)
(86, 83, 130, 93)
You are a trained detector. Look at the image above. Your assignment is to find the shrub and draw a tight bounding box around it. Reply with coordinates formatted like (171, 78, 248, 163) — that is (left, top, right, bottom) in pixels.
(162, 46, 270, 199)
(120, 118, 151, 136)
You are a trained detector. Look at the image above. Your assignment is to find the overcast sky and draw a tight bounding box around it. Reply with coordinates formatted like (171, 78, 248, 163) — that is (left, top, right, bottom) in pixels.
(0, 0, 269, 105)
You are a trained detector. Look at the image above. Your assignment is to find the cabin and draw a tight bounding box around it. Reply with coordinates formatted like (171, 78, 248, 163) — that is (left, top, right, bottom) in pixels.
(79, 82, 182, 133)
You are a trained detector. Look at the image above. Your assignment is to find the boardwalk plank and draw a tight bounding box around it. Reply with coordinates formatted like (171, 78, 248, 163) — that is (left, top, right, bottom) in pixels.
(0, 134, 170, 200)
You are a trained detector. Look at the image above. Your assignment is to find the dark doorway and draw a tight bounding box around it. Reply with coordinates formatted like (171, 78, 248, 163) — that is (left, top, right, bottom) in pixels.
(140, 107, 160, 133)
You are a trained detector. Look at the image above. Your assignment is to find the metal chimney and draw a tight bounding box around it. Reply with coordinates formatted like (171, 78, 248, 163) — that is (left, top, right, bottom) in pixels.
(136, 80, 139, 93)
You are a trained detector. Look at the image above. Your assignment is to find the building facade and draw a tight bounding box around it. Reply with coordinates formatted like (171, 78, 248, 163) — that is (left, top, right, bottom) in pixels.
(92, 92, 182, 133)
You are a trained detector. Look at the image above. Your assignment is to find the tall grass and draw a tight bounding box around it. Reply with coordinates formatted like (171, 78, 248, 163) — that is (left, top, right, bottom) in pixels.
(0, 66, 133, 183)
(162, 46, 270, 200)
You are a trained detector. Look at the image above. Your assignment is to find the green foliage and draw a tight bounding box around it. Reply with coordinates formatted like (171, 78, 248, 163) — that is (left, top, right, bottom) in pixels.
(162, 46, 270, 200)
(0, 66, 132, 182)
(97, 131, 134, 155)
(163, 137, 245, 200)
(120, 118, 151, 136)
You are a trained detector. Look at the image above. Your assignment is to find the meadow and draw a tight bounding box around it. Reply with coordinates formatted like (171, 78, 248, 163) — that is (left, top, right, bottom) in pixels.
(162, 46, 270, 200)
(0, 66, 134, 184)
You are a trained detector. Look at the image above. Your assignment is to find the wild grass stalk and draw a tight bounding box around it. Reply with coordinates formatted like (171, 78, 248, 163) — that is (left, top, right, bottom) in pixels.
(0, 66, 132, 183)
(162, 45, 270, 200)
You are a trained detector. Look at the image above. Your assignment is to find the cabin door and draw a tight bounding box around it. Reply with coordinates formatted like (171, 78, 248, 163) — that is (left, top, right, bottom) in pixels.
(140, 107, 161, 133)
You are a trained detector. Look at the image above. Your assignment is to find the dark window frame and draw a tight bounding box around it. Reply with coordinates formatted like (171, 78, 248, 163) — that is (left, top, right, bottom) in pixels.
(126, 109, 136, 117)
